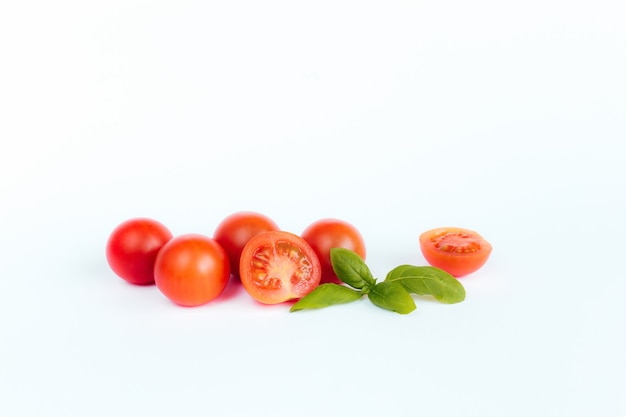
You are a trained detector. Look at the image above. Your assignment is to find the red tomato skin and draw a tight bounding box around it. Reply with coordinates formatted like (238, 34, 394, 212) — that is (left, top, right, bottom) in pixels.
(301, 219, 366, 284)
(213, 211, 279, 279)
(239, 231, 321, 305)
(154, 234, 230, 307)
(419, 227, 492, 277)
(106, 218, 173, 285)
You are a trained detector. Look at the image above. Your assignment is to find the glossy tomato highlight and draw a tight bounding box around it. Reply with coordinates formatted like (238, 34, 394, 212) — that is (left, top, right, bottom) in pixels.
(419, 227, 492, 277)
(106, 218, 173, 285)
(213, 211, 279, 279)
(239, 231, 321, 304)
(154, 234, 230, 307)
(301, 218, 366, 284)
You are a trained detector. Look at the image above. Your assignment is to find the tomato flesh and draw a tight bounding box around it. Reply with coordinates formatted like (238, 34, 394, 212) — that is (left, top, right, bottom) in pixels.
(240, 231, 321, 304)
(419, 227, 492, 277)
(432, 232, 482, 254)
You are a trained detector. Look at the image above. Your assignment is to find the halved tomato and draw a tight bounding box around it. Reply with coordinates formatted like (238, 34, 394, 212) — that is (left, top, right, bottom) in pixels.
(419, 227, 492, 277)
(239, 231, 321, 304)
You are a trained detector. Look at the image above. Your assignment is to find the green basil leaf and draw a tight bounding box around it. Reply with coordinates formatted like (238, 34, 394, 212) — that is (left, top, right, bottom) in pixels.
(290, 284, 363, 312)
(330, 248, 376, 290)
(385, 265, 465, 304)
(368, 282, 416, 314)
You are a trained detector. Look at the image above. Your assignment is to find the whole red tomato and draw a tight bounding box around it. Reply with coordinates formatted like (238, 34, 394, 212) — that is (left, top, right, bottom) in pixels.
(301, 218, 366, 284)
(213, 211, 279, 279)
(154, 234, 230, 307)
(106, 218, 173, 285)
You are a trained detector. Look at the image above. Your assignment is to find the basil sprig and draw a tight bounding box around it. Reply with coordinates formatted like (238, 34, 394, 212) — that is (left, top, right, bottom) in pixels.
(290, 248, 465, 315)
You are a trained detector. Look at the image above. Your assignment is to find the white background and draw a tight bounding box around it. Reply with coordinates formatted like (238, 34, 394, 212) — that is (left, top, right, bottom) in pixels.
(1, 1, 625, 416)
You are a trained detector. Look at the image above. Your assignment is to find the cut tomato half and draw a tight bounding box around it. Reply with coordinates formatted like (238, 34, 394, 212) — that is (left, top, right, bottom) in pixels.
(239, 231, 321, 304)
(419, 227, 492, 277)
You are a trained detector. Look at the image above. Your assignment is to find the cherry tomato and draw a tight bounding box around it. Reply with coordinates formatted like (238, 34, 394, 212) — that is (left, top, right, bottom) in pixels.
(154, 234, 230, 307)
(106, 218, 173, 285)
(419, 227, 492, 277)
(301, 218, 366, 284)
(213, 211, 279, 279)
(239, 231, 321, 304)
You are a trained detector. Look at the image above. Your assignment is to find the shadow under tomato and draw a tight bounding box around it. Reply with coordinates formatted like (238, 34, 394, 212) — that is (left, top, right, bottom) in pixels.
(283, 298, 298, 307)
(216, 275, 246, 302)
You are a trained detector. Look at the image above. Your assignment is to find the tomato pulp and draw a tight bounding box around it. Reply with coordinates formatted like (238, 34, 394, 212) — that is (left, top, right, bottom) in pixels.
(213, 211, 279, 279)
(106, 218, 173, 285)
(239, 231, 321, 304)
(419, 227, 492, 277)
(154, 234, 230, 307)
(301, 218, 366, 284)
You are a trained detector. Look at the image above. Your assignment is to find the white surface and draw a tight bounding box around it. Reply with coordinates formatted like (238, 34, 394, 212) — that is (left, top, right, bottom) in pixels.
(1, 1, 625, 416)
